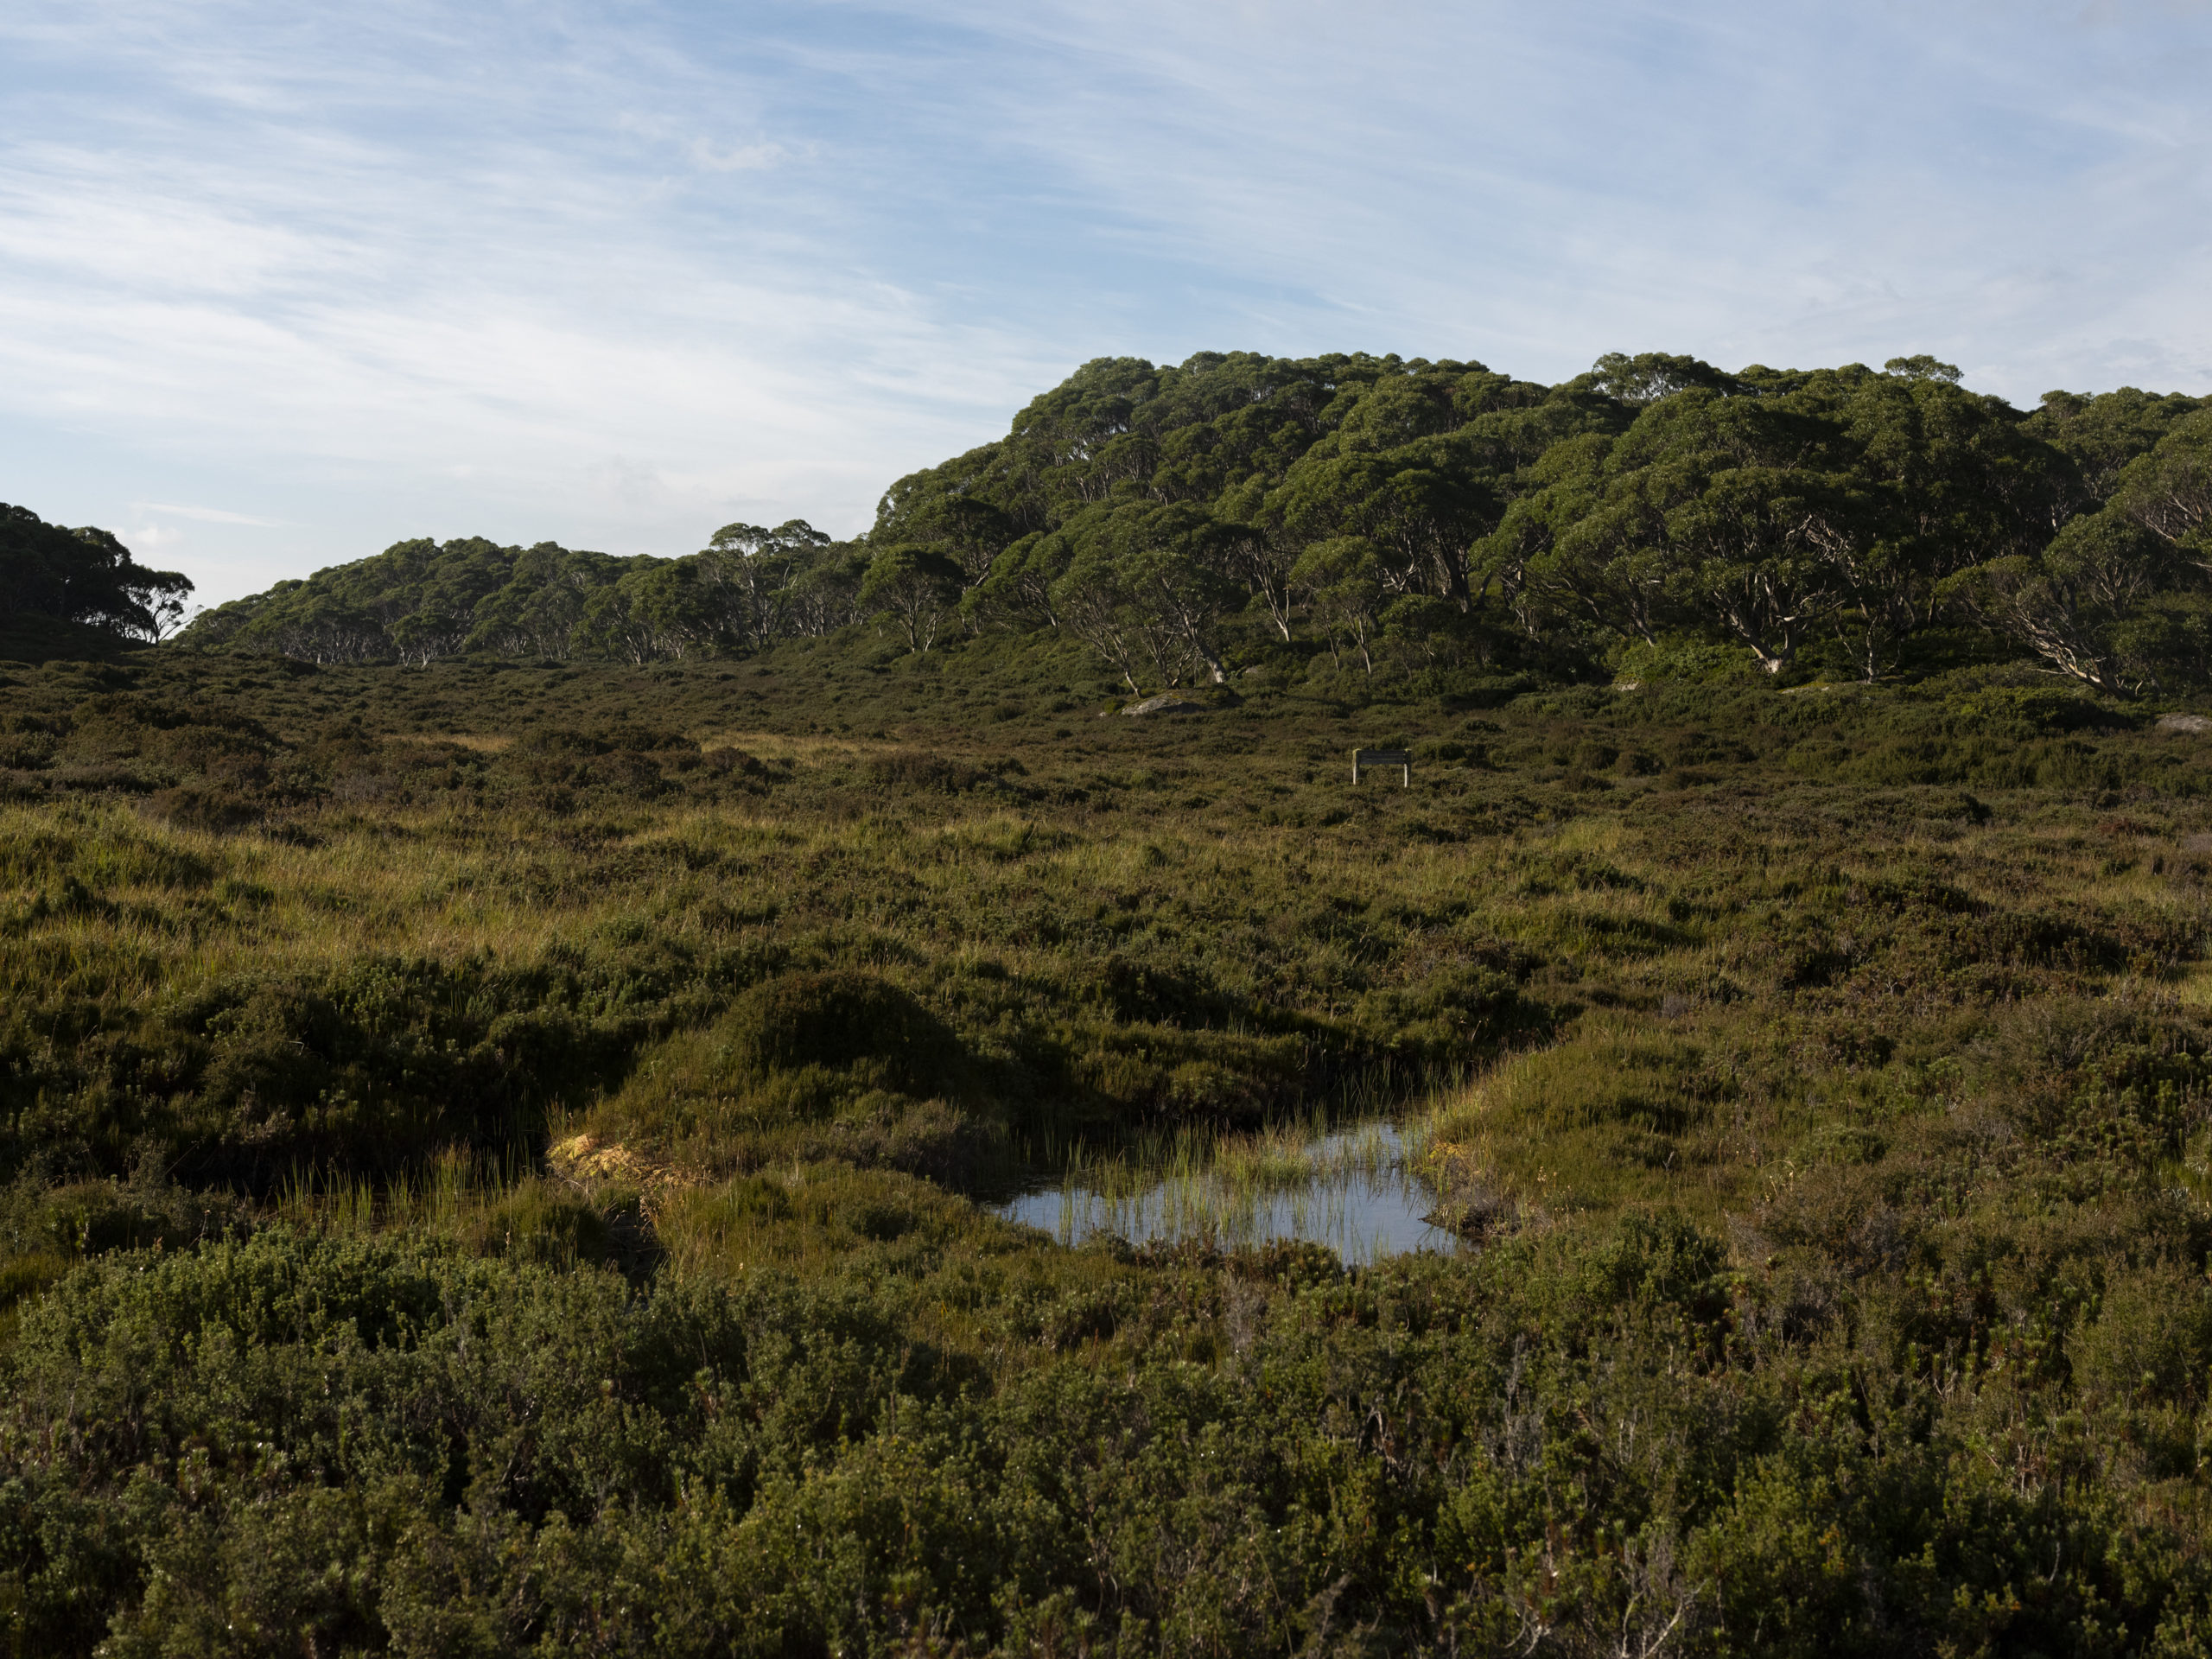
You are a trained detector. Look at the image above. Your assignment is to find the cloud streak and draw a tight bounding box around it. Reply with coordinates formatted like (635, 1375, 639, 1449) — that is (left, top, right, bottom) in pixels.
(2, 0, 2207, 604)
(135, 503, 289, 526)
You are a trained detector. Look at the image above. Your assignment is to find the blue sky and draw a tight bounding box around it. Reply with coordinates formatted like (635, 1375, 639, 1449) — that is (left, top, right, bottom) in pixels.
(4, 1, 2209, 607)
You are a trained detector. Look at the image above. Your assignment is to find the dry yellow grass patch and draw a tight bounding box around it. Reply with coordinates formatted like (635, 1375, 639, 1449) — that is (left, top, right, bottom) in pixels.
(694, 728, 902, 763)
(549, 1132, 701, 1211)
(389, 732, 514, 753)
(2166, 962, 2212, 1014)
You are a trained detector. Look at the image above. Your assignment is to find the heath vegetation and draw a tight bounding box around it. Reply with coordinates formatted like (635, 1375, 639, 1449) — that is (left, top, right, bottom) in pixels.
(5, 349, 2212, 1655)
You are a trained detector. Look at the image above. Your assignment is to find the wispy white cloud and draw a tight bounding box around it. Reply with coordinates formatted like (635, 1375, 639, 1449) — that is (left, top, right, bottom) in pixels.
(135, 503, 289, 526)
(0, 7, 1067, 597)
(864, 0, 2212, 393)
(1, 0, 2207, 604)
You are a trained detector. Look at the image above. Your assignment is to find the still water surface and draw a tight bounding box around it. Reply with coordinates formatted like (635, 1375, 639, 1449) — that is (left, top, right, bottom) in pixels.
(996, 1122, 1462, 1265)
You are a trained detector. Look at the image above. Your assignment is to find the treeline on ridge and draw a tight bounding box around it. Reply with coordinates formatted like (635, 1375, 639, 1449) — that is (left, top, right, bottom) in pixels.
(173, 349, 2212, 695)
(0, 503, 194, 656)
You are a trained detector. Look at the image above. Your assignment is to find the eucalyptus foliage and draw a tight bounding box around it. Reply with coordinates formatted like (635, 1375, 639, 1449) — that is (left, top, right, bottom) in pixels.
(179, 351, 2212, 696)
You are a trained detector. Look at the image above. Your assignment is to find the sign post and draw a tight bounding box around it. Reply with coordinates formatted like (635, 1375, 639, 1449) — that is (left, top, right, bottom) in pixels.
(1352, 748, 1411, 787)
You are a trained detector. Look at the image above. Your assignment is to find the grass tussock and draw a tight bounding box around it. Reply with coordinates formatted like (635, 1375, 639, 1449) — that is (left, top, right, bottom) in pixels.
(9, 641, 2212, 1651)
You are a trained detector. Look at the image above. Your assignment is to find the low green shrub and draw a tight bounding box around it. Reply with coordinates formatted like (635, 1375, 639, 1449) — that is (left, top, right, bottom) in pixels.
(725, 969, 964, 1094)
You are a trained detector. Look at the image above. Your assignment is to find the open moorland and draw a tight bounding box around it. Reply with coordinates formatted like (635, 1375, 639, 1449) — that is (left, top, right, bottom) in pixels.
(7, 350, 2212, 1654)
(8, 642, 2212, 1655)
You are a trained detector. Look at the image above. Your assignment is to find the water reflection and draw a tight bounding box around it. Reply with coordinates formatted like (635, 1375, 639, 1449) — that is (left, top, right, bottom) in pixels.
(997, 1122, 1461, 1265)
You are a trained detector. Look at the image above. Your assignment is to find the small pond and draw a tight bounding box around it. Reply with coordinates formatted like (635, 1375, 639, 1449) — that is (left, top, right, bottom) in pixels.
(996, 1121, 1463, 1265)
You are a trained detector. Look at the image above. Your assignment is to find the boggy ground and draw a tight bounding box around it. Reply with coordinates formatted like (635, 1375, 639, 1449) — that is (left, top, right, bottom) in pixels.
(7, 635, 2212, 1655)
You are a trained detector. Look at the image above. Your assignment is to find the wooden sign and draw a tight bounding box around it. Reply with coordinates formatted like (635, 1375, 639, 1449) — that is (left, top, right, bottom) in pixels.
(1353, 748, 1410, 786)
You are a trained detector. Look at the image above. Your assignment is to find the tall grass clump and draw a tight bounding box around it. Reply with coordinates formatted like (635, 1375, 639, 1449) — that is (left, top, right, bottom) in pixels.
(7, 636, 2212, 1650)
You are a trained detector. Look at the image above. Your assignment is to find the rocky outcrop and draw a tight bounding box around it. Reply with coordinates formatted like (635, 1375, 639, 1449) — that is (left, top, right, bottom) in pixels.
(1122, 694, 1208, 716)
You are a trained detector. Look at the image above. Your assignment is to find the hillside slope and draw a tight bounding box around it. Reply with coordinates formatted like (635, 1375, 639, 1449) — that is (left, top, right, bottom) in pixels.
(177, 352, 2212, 696)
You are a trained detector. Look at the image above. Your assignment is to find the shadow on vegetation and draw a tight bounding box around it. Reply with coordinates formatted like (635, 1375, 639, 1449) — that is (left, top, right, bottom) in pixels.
(11, 633, 2212, 1652)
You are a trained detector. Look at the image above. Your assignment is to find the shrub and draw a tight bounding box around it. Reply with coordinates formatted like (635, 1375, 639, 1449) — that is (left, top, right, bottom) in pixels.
(724, 970, 964, 1097)
(868, 751, 991, 792)
(141, 784, 257, 832)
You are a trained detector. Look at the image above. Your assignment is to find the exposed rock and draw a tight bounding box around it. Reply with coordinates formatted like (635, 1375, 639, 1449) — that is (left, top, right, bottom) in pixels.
(1122, 694, 1208, 716)
(2157, 713, 2212, 734)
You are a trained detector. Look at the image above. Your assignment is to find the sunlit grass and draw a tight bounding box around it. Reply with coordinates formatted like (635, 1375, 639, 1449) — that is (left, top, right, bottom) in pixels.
(10, 664, 2212, 1268)
(388, 732, 513, 753)
(274, 1147, 526, 1236)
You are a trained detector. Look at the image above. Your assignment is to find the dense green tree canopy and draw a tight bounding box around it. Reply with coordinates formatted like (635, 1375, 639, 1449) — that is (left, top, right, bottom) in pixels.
(0, 503, 192, 645)
(181, 529, 862, 666)
(167, 353, 2212, 696)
